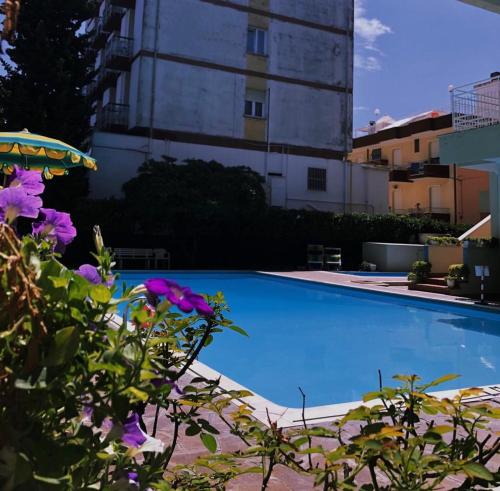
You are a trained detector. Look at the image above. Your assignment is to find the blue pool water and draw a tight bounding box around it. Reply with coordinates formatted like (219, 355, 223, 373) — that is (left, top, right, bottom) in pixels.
(118, 272, 500, 408)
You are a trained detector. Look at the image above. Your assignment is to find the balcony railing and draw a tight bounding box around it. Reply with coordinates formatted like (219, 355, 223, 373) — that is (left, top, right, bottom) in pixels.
(96, 67, 121, 92)
(389, 169, 410, 182)
(393, 207, 451, 222)
(451, 75, 500, 132)
(103, 35, 133, 70)
(88, 18, 110, 49)
(96, 103, 129, 131)
(102, 3, 126, 32)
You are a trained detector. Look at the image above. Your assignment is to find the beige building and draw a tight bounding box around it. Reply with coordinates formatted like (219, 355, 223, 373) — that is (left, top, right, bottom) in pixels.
(350, 111, 490, 224)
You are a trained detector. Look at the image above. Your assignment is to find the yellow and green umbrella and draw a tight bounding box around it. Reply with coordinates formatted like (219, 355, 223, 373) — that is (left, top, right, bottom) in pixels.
(0, 129, 97, 179)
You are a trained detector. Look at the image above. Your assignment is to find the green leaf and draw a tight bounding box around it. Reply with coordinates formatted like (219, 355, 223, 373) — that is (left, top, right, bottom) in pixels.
(200, 433, 217, 453)
(44, 326, 79, 366)
(463, 463, 494, 481)
(423, 374, 460, 389)
(90, 284, 111, 304)
(49, 276, 69, 289)
(227, 325, 249, 337)
(126, 387, 149, 402)
(185, 424, 201, 436)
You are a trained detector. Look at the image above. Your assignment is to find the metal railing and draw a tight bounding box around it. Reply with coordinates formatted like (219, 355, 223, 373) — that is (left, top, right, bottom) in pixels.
(393, 207, 450, 216)
(96, 103, 129, 130)
(286, 198, 375, 215)
(103, 35, 133, 68)
(451, 75, 500, 131)
(102, 3, 126, 31)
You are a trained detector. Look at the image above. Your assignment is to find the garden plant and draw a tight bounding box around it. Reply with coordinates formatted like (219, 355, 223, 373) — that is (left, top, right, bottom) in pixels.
(1, 168, 500, 490)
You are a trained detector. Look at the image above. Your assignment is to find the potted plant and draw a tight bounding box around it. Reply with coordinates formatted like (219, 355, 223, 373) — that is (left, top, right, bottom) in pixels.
(446, 275, 456, 289)
(447, 264, 469, 288)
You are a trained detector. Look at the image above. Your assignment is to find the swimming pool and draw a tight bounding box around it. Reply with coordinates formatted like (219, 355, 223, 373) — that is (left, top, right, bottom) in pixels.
(337, 272, 408, 277)
(118, 271, 500, 408)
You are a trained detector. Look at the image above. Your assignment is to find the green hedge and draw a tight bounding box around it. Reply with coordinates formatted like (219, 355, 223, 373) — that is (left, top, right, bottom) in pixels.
(67, 199, 469, 270)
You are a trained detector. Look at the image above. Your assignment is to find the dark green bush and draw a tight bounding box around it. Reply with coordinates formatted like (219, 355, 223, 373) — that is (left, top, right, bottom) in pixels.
(448, 263, 470, 281)
(409, 260, 432, 283)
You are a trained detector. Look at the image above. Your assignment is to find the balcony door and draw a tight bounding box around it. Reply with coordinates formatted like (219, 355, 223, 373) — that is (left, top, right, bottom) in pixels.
(392, 148, 401, 168)
(392, 188, 402, 213)
(429, 185, 442, 211)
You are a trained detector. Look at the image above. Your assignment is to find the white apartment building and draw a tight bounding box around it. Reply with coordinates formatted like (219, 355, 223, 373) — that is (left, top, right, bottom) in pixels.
(87, 0, 388, 213)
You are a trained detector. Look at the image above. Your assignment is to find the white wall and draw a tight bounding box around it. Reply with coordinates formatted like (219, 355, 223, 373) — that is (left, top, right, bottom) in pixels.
(90, 132, 385, 216)
(272, 0, 353, 29)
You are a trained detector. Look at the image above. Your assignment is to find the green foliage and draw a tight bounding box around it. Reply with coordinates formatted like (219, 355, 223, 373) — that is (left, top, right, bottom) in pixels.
(448, 263, 470, 281)
(409, 260, 432, 283)
(425, 235, 460, 246)
(0, 0, 95, 210)
(462, 237, 499, 248)
(121, 158, 267, 236)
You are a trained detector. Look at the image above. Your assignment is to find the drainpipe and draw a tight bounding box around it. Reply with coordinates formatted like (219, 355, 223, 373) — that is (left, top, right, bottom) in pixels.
(453, 164, 458, 224)
(344, 0, 354, 214)
(265, 87, 271, 204)
(147, 0, 160, 159)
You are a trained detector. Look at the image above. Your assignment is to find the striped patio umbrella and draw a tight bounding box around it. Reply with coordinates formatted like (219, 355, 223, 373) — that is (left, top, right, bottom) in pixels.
(0, 129, 97, 179)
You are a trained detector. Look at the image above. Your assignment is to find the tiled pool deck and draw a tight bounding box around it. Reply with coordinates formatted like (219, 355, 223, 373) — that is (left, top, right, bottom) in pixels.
(147, 271, 500, 489)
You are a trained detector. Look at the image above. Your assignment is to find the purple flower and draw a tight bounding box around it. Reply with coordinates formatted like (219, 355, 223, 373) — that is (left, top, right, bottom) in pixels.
(32, 208, 76, 252)
(75, 264, 114, 286)
(121, 413, 147, 448)
(144, 278, 214, 317)
(0, 187, 42, 223)
(8, 167, 44, 195)
(128, 472, 139, 484)
(151, 377, 183, 394)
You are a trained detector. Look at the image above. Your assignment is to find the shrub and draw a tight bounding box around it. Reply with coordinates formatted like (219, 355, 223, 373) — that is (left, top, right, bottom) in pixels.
(425, 235, 460, 246)
(448, 263, 470, 281)
(409, 260, 432, 283)
(462, 237, 499, 248)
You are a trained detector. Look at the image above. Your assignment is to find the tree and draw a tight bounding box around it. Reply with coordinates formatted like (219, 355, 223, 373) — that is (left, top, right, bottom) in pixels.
(0, 0, 96, 210)
(122, 157, 267, 237)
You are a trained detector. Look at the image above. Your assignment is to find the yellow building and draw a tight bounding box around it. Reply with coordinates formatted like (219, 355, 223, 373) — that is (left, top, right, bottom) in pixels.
(349, 111, 490, 224)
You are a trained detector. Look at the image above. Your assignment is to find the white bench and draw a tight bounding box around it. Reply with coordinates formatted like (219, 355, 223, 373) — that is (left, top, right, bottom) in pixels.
(113, 248, 171, 269)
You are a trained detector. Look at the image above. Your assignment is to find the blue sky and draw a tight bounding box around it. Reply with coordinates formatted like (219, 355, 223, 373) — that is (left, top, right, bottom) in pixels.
(353, 0, 500, 132)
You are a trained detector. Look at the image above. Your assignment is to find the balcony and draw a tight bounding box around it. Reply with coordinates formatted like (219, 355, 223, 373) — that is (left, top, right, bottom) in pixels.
(451, 75, 500, 132)
(95, 67, 121, 93)
(96, 103, 129, 131)
(389, 169, 411, 182)
(103, 35, 133, 71)
(109, 0, 136, 7)
(410, 163, 450, 179)
(88, 18, 109, 49)
(102, 4, 126, 32)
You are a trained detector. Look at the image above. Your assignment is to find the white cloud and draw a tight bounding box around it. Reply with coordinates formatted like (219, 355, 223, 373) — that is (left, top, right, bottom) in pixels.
(354, 105, 370, 112)
(354, 54, 381, 72)
(354, 0, 392, 71)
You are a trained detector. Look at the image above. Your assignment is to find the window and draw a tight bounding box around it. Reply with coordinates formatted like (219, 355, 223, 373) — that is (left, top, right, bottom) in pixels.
(244, 89, 266, 118)
(247, 27, 267, 55)
(371, 148, 382, 161)
(414, 138, 420, 153)
(308, 167, 327, 191)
